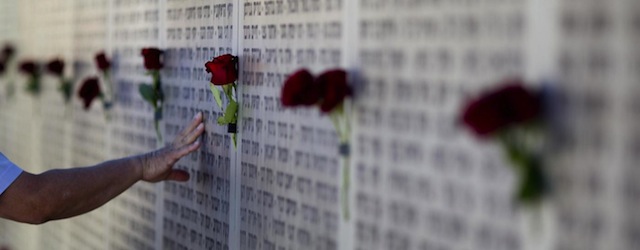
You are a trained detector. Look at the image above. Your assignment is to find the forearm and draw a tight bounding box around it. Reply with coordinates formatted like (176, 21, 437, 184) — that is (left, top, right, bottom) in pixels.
(36, 155, 144, 221)
(0, 113, 202, 224)
(0, 154, 146, 224)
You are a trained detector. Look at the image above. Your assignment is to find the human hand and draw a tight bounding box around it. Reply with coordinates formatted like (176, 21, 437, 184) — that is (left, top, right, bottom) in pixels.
(140, 112, 204, 182)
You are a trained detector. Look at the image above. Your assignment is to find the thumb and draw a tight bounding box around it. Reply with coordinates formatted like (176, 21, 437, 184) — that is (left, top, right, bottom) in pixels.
(165, 169, 190, 182)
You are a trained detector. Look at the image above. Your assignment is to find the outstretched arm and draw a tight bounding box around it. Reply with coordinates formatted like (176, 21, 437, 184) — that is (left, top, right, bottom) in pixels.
(0, 112, 205, 224)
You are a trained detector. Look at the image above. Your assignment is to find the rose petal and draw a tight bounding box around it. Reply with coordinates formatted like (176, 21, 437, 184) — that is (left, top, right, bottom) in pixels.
(461, 80, 540, 136)
(78, 77, 102, 110)
(281, 69, 321, 106)
(46, 59, 65, 77)
(19, 61, 38, 76)
(205, 54, 238, 85)
(95, 52, 111, 71)
(141, 47, 163, 70)
(317, 69, 349, 113)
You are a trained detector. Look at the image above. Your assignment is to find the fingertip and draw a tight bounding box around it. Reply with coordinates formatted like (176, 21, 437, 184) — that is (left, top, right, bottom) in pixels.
(197, 127, 205, 136)
(190, 140, 201, 150)
(195, 113, 203, 123)
(189, 114, 203, 128)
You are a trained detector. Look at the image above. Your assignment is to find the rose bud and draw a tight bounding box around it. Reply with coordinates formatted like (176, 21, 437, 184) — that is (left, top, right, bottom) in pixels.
(461, 79, 541, 137)
(0, 62, 6, 75)
(204, 54, 238, 85)
(19, 61, 38, 76)
(78, 77, 102, 110)
(46, 58, 65, 77)
(95, 52, 111, 71)
(141, 47, 163, 70)
(281, 69, 321, 107)
(1, 44, 15, 61)
(316, 69, 350, 113)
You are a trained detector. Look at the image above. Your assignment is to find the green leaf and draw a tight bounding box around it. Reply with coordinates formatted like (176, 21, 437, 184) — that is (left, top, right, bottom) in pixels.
(516, 158, 546, 204)
(217, 101, 239, 125)
(59, 80, 73, 103)
(27, 76, 41, 95)
(232, 133, 237, 149)
(139, 84, 156, 104)
(210, 84, 223, 109)
(226, 101, 239, 123)
(222, 84, 234, 99)
(216, 116, 225, 125)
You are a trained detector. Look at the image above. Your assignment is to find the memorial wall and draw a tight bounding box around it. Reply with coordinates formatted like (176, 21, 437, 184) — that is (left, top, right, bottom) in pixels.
(0, 0, 639, 249)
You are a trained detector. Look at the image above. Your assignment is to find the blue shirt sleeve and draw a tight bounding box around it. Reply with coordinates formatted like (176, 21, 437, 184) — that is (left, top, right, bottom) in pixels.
(0, 153, 23, 196)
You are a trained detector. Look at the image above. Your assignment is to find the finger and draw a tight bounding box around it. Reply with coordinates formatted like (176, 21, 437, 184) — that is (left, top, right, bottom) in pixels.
(177, 112, 203, 142)
(183, 123, 205, 145)
(165, 169, 190, 182)
(172, 140, 201, 161)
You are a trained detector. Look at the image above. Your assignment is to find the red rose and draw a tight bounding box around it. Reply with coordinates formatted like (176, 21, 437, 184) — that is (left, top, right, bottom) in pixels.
(1, 44, 15, 61)
(204, 54, 238, 85)
(141, 47, 163, 70)
(19, 61, 38, 75)
(461, 79, 541, 136)
(95, 52, 111, 71)
(46, 58, 65, 77)
(78, 77, 102, 110)
(316, 69, 351, 113)
(281, 69, 321, 106)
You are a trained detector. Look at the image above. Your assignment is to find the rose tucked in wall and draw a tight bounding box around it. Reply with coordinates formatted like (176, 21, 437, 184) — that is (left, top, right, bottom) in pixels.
(460, 79, 549, 205)
(139, 47, 164, 142)
(95, 52, 110, 72)
(45, 58, 73, 103)
(281, 69, 319, 106)
(204, 54, 239, 147)
(78, 77, 102, 110)
(281, 68, 353, 220)
(1, 44, 15, 61)
(18, 60, 40, 96)
(95, 52, 113, 119)
(0, 44, 16, 99)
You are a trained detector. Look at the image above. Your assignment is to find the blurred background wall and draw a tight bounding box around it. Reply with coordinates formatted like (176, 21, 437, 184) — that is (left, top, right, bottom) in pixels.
(0, 0, 638, 249)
